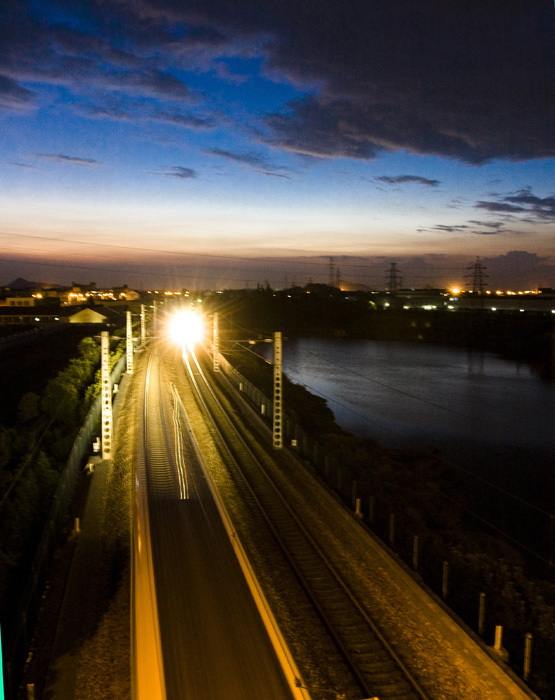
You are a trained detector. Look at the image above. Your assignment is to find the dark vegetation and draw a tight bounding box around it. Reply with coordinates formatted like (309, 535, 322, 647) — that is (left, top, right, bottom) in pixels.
(213, 287, 555, 699)
(0, 328, 125, 631)
(206, 285, 555, 377)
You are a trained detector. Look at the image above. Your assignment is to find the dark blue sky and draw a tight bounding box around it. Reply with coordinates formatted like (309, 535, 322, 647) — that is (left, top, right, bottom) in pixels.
(1, 0, 554, 289)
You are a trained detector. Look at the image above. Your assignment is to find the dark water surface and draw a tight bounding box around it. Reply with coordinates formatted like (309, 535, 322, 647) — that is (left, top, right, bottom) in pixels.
(275, 339, 555, 511)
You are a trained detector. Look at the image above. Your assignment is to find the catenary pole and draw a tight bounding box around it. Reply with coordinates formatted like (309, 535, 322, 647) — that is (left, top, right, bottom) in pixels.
(140, 304, 146, 345)
(101, 331, 113, 460)
(126, 310, 134, 374)
(273, 331, 283, 449)
(213, 312, 220, 372)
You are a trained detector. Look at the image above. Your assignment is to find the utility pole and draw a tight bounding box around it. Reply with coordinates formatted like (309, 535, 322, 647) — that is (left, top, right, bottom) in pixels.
(213, 312, 220, 372)
(100, 331, 113, 460)
(126, 310, 133, 374)
(140, 304, 146, 345)
(273, 331, 283, 449)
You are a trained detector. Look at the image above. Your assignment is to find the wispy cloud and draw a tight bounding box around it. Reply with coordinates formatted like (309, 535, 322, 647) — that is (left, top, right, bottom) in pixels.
(204, 147, 291, 176)
(258, 170, 291, 179)
(0, 73, 36, 111)
(419, 187, 555, 237)
(9, 162, 39, 169)
(426, 224, 471, 233)
(420, 222, 509, 236)
(204, 148, 269, 168)
(154, 166, 198, 179)
(476, 187, 555, 223)
(76, 102, 215, 130)
(29, 153, 100, 166)
(468, 220, 506, 230)
(376, 175, 440, 187)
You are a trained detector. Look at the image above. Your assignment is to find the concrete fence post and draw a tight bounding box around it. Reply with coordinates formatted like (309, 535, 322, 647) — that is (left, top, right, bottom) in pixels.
(389, 514, 395, 548)
(442, 561, 449, 599)
(478, 592, 486, 636)
(493, 625, 503, 651)
(493, 625, 509, 662)
(412, 535, 419, 571)
(523, 633, 533, 681)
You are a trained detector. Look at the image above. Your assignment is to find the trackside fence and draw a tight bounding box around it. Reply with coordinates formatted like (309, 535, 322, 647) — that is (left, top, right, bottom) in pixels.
(218, 353, 548, 698)
(2, 354, 126, 700)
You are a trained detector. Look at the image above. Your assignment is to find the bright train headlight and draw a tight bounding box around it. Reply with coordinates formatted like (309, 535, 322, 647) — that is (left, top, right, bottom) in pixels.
(168, 310, 205, 349)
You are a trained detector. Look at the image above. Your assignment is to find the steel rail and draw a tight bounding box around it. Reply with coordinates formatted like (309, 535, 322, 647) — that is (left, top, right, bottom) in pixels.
(180, 348, 431, 700)
(144, 350, 181, 499)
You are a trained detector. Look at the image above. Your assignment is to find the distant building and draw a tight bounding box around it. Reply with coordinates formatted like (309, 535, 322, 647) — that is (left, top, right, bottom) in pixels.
(0, 296, 36, 307)
(62, 307, 108, 324)
(0, 304, 125, 325)
(113, 285, 140, 301)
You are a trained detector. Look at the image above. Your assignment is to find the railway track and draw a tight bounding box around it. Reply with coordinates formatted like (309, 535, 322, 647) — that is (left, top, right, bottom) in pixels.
(140, 347, 301, 700)
(178, 346, 431, 700)
(144, 350, 187, 499)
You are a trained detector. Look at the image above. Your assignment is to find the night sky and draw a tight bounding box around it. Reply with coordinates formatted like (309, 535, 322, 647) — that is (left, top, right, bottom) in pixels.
(1, 0, 554, 290)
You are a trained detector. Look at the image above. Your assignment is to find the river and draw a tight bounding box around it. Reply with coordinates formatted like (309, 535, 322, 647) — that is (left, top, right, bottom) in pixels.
(266, 338, 555, 512)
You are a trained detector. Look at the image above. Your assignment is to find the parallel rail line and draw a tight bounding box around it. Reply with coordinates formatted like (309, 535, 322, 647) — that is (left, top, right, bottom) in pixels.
(144, 351, 182, 499)
(180, 347, 431, 700)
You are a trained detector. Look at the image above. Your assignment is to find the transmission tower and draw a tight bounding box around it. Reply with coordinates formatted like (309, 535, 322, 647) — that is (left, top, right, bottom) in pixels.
(465, 257, 488, 309)
(328, 257, 335, 286)
(466, 257, 488, 294)
(386, 262, 402, 293)
(335, 267, 341, 289)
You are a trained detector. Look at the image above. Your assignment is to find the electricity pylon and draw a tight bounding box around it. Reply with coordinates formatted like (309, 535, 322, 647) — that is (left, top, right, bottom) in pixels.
(386, 262, 402, 293)
(466, 257, 488, 308)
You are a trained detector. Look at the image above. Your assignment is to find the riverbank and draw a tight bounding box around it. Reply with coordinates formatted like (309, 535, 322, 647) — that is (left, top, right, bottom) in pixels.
(223, 340, 555, 698)
(206, 289, 555, 377)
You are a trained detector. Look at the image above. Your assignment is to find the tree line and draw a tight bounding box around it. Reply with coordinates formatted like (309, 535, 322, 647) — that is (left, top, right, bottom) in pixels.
(0, 335, 124, 625)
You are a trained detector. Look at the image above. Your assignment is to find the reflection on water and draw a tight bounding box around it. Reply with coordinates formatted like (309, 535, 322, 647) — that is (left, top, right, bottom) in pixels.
(271, 339, 555, 508)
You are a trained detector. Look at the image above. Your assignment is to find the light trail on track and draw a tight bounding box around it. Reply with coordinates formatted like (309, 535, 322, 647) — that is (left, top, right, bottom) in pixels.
(138, 345, 295, 700)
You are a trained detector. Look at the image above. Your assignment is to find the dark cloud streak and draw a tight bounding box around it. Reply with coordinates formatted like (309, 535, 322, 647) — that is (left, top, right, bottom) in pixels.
(154, 166, 198, 179)
(204, 147, 291, 176)
(0, 73, 36, 110)
(476, 188, 555, 223)
(30, 153, 100, 166)
(376, 175, 440, 187)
